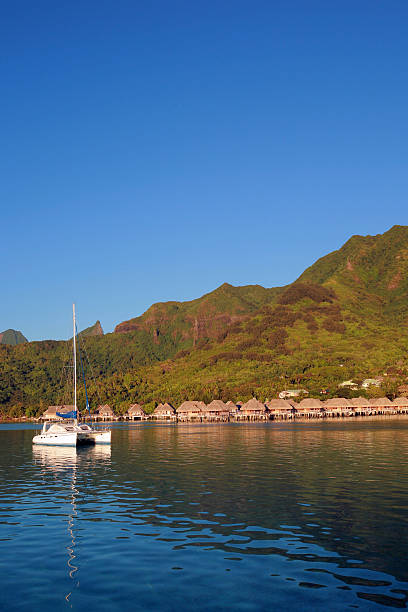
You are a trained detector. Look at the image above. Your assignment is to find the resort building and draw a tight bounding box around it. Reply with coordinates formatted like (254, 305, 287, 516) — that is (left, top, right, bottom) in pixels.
(265, 399, 295, 419)
(95, 404, 115, 421)
(361, 378, 382, 389)
(296, 398, 325, 417)
(350, 397, 372, 415)
(235, 398, 268, 421)
(338, 380, 359, 390)
(152, 403, 176, 420)
(323, 397, 354, 417)
(226, 401, 239, 416)
(279, 389, 308, 399)
(392, 397, 408, 413)
(369, 397, 395, 414)
(203, 400, 230, 421)
(176, 401, 205, 422)
(125, 404, 147, 421)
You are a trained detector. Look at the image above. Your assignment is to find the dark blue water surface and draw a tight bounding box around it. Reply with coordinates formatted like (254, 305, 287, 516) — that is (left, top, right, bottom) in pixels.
(1, 419, 408, 611)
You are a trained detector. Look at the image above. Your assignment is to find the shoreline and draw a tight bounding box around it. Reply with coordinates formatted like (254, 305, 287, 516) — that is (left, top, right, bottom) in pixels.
(2, 413, 408, 425)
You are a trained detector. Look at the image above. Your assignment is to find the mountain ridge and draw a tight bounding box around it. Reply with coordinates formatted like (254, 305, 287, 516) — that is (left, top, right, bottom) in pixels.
(2, 225, 408, 416)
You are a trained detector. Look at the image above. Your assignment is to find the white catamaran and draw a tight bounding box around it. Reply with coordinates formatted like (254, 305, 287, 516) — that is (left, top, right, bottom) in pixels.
(33, 304, 111, 447)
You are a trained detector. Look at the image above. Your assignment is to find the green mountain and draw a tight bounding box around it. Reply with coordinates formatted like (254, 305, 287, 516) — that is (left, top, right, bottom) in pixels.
(114, 283, 283, 347)
(298, 225, 408, 321)
(1, 225, 408, 417)
(0, 329, 27, 345)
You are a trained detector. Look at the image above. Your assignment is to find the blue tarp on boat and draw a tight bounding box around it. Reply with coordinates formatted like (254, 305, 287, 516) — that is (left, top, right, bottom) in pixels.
(56, 410, 77, 419)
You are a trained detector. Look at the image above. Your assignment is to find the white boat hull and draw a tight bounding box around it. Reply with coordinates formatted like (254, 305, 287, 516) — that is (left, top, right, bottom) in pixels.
(78, 430, 111, 445)
(33, 422, 111, 447)
(33, 432, 78, 446)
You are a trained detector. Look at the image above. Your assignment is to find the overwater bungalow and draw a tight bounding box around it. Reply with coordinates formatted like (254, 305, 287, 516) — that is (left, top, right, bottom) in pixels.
(41, 405, 74, 421)
(125, 404, 147, 421)
(323, 398, 354, 417)
(95, 404, 115, 421)
(392, 397, 408, 413)
(226, 401, 239, 416)
(350, 397, 371, 415)
(369, 397, 395, 414)
(235, 398, 268, 421)
(152, 402, 176, 421)
(265, 399, 295, 420)
(203, 400, 230, 422)
(297, 398, 325, 418)
(176, 401, 205, 422)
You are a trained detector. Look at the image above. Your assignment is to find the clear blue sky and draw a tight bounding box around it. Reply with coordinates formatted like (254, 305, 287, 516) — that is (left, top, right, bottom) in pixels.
(2, 1, 407, 340)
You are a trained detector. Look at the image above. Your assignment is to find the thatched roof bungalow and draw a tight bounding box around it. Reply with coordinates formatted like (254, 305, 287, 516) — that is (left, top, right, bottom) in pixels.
(125, 404, 147, 421)
(153, 403, 176, 420)
(176, 401, 205, 421)
(349, 397, 371, 414)
(41, 405, 75, 421)
(203, 400, 229, 421)
(392, 397, 408, 413)
(369, 397, 395, 413)
(297, 398, 325, 417)
(324, 398, 354, 416)
(236, 398, 267, 420)
(95, 404, 115, 421)
(266, 399, 295, 419)
(226, 401, 239, 414)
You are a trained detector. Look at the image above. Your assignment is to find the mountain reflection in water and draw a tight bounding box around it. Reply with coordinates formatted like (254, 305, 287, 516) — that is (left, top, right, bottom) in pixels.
(0, 419, 407, 611)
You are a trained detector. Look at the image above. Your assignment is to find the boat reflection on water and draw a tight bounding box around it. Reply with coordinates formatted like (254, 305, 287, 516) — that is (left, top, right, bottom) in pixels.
(32, 445, 111, 603)
(32, 443, 111, 469)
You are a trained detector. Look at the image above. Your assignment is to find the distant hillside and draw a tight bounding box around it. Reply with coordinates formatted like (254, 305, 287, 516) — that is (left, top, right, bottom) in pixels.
(1, 225, 408, 416)
(0, 329, 27, 345)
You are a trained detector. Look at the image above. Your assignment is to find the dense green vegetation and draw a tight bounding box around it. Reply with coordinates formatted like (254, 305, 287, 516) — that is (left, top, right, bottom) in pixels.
(2, 225, 408, 418)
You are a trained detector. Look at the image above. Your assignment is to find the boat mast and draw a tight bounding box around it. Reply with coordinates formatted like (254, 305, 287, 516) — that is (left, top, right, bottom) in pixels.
(73, 303, 77, 423)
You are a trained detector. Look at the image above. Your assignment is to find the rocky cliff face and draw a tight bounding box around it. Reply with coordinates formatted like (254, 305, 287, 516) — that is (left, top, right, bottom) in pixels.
(79, 320, 104, 337)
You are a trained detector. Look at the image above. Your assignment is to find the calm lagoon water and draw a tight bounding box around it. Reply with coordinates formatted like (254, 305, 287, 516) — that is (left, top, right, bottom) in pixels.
(1, 419, 408, 611)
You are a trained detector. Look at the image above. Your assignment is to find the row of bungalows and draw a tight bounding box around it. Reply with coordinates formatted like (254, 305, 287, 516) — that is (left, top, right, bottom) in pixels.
(123, 399, 267, 422)
(42, 397, 408, 423)
(275, 397, 408, 418)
